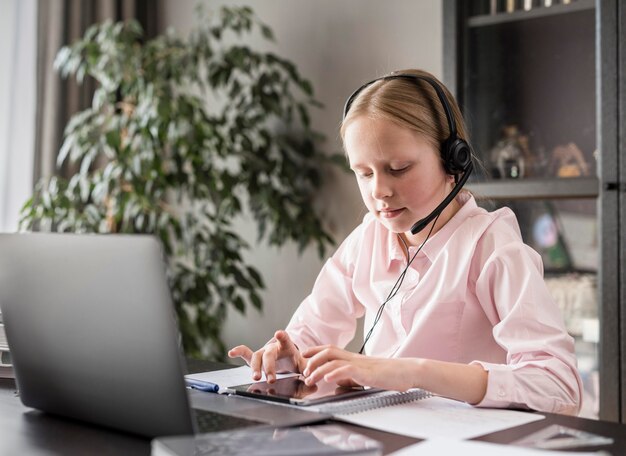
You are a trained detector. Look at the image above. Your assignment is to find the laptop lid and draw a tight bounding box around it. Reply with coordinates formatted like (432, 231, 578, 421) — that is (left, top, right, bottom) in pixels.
(0, 233, 194, 437)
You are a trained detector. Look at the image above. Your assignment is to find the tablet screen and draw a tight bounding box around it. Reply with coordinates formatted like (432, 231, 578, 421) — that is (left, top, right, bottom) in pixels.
(230, 376, 378, 406)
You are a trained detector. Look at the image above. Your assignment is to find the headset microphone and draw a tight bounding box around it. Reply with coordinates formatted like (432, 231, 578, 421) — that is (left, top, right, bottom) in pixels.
(410, 160, 473, 234)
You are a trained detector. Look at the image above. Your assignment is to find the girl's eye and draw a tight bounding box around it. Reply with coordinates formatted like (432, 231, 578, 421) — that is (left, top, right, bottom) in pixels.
(353, 170, 373, 178)
(390, 166, 409, 175)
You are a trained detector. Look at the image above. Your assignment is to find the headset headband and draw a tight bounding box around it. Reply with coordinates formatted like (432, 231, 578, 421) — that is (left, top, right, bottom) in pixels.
(342, 74, 458, 142)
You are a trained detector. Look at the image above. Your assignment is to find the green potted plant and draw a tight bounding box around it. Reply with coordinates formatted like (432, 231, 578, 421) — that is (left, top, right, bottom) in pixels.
(20, 6, 338, 359)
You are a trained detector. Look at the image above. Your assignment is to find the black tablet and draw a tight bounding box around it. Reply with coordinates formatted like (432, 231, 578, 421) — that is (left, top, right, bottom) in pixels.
(229, 376, 380, 406)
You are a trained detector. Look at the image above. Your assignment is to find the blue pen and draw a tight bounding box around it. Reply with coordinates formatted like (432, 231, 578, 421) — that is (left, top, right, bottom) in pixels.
(185, 378, 220, 393)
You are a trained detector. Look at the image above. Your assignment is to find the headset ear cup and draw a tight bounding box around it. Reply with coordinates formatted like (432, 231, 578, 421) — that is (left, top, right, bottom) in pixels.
(444, 138, 472, 175)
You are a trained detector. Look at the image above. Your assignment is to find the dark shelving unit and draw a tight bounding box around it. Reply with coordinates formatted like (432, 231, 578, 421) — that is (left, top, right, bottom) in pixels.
(444, 0, 626, 422)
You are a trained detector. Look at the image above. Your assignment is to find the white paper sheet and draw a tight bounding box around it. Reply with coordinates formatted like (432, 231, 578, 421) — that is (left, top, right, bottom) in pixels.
(186, 365, 297, 393)
(390, 438, 605, 455)
(337, 396, 545, 440)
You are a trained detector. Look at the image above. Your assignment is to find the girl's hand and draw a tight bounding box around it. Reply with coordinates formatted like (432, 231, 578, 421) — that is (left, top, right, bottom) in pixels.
(228, 330, 306, 383)
(301, 345, 419, 391)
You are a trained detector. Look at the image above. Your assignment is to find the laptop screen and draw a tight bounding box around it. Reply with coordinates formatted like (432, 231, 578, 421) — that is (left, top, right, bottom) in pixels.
(0, 233, 194, 437)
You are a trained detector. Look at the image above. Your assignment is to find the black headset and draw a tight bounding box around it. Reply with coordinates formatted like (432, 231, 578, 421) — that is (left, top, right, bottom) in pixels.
(343, 74, 473, 235)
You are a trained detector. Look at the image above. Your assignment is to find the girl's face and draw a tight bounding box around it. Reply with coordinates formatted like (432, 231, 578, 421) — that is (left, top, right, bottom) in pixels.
(344, 116, 455, 244)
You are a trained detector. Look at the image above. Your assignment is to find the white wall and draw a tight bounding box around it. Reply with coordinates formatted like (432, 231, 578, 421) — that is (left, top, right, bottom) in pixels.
(0, 0, 37, 232)
(0, 0, 15, 199)
(161, 0, 443, 354)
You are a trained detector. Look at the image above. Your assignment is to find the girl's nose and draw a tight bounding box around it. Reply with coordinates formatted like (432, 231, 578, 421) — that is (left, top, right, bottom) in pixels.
(371, 174, 392, 200)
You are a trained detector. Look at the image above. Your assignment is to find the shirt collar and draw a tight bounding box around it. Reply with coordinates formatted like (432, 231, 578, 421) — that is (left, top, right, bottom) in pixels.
(385, 191, 478, 266)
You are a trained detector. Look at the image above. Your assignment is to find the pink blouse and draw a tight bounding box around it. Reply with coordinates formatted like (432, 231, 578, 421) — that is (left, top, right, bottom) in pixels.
(286, 192, 582, 415)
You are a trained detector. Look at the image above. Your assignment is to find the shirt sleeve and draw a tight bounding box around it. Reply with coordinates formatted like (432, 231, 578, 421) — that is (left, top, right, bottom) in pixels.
(471, 242, 583, 416)
(285, 226, 366, 351)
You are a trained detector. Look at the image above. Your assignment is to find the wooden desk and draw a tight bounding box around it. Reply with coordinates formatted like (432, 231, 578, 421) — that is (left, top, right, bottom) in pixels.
(2, 363, 624, 455)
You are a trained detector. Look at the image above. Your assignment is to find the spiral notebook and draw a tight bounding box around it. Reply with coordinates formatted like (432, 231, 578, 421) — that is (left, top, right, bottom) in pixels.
(308, 389, 432, 415)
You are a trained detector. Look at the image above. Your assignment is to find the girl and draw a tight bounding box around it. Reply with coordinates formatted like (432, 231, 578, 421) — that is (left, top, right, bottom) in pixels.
(229, 69, 582, 415)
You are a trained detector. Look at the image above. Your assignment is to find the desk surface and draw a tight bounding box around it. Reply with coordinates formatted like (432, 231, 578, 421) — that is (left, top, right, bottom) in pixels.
(1, 360, 624, 455)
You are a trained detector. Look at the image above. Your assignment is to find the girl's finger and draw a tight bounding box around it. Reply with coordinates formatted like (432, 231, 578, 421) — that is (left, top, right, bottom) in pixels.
(227, 345, 253, 364)
(304, 359, 345, 385)
(249, 348, 266, 381)
(303, 346, 349, 376)
(323, 363, 358, 385)
(301, 344, 333, 358)
(262, 347, 279, 383)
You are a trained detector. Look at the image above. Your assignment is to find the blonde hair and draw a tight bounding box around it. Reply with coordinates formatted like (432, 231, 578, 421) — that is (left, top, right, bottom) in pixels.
(340, 69, 472, 164)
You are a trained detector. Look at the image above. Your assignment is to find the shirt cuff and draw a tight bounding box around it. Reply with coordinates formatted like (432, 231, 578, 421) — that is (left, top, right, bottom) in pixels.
(470, 360, 527, 409)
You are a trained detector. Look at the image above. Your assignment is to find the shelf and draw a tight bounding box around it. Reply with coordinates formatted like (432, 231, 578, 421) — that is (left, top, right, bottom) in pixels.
(468, 0, 595, 27)
(467, 176, 599, 200)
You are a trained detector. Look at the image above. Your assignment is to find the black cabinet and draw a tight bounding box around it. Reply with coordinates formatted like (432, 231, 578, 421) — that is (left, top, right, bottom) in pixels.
(444, 0, 625, 422)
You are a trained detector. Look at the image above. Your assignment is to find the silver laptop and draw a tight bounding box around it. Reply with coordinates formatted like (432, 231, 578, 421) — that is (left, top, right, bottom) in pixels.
(0, 233, 327, 438)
